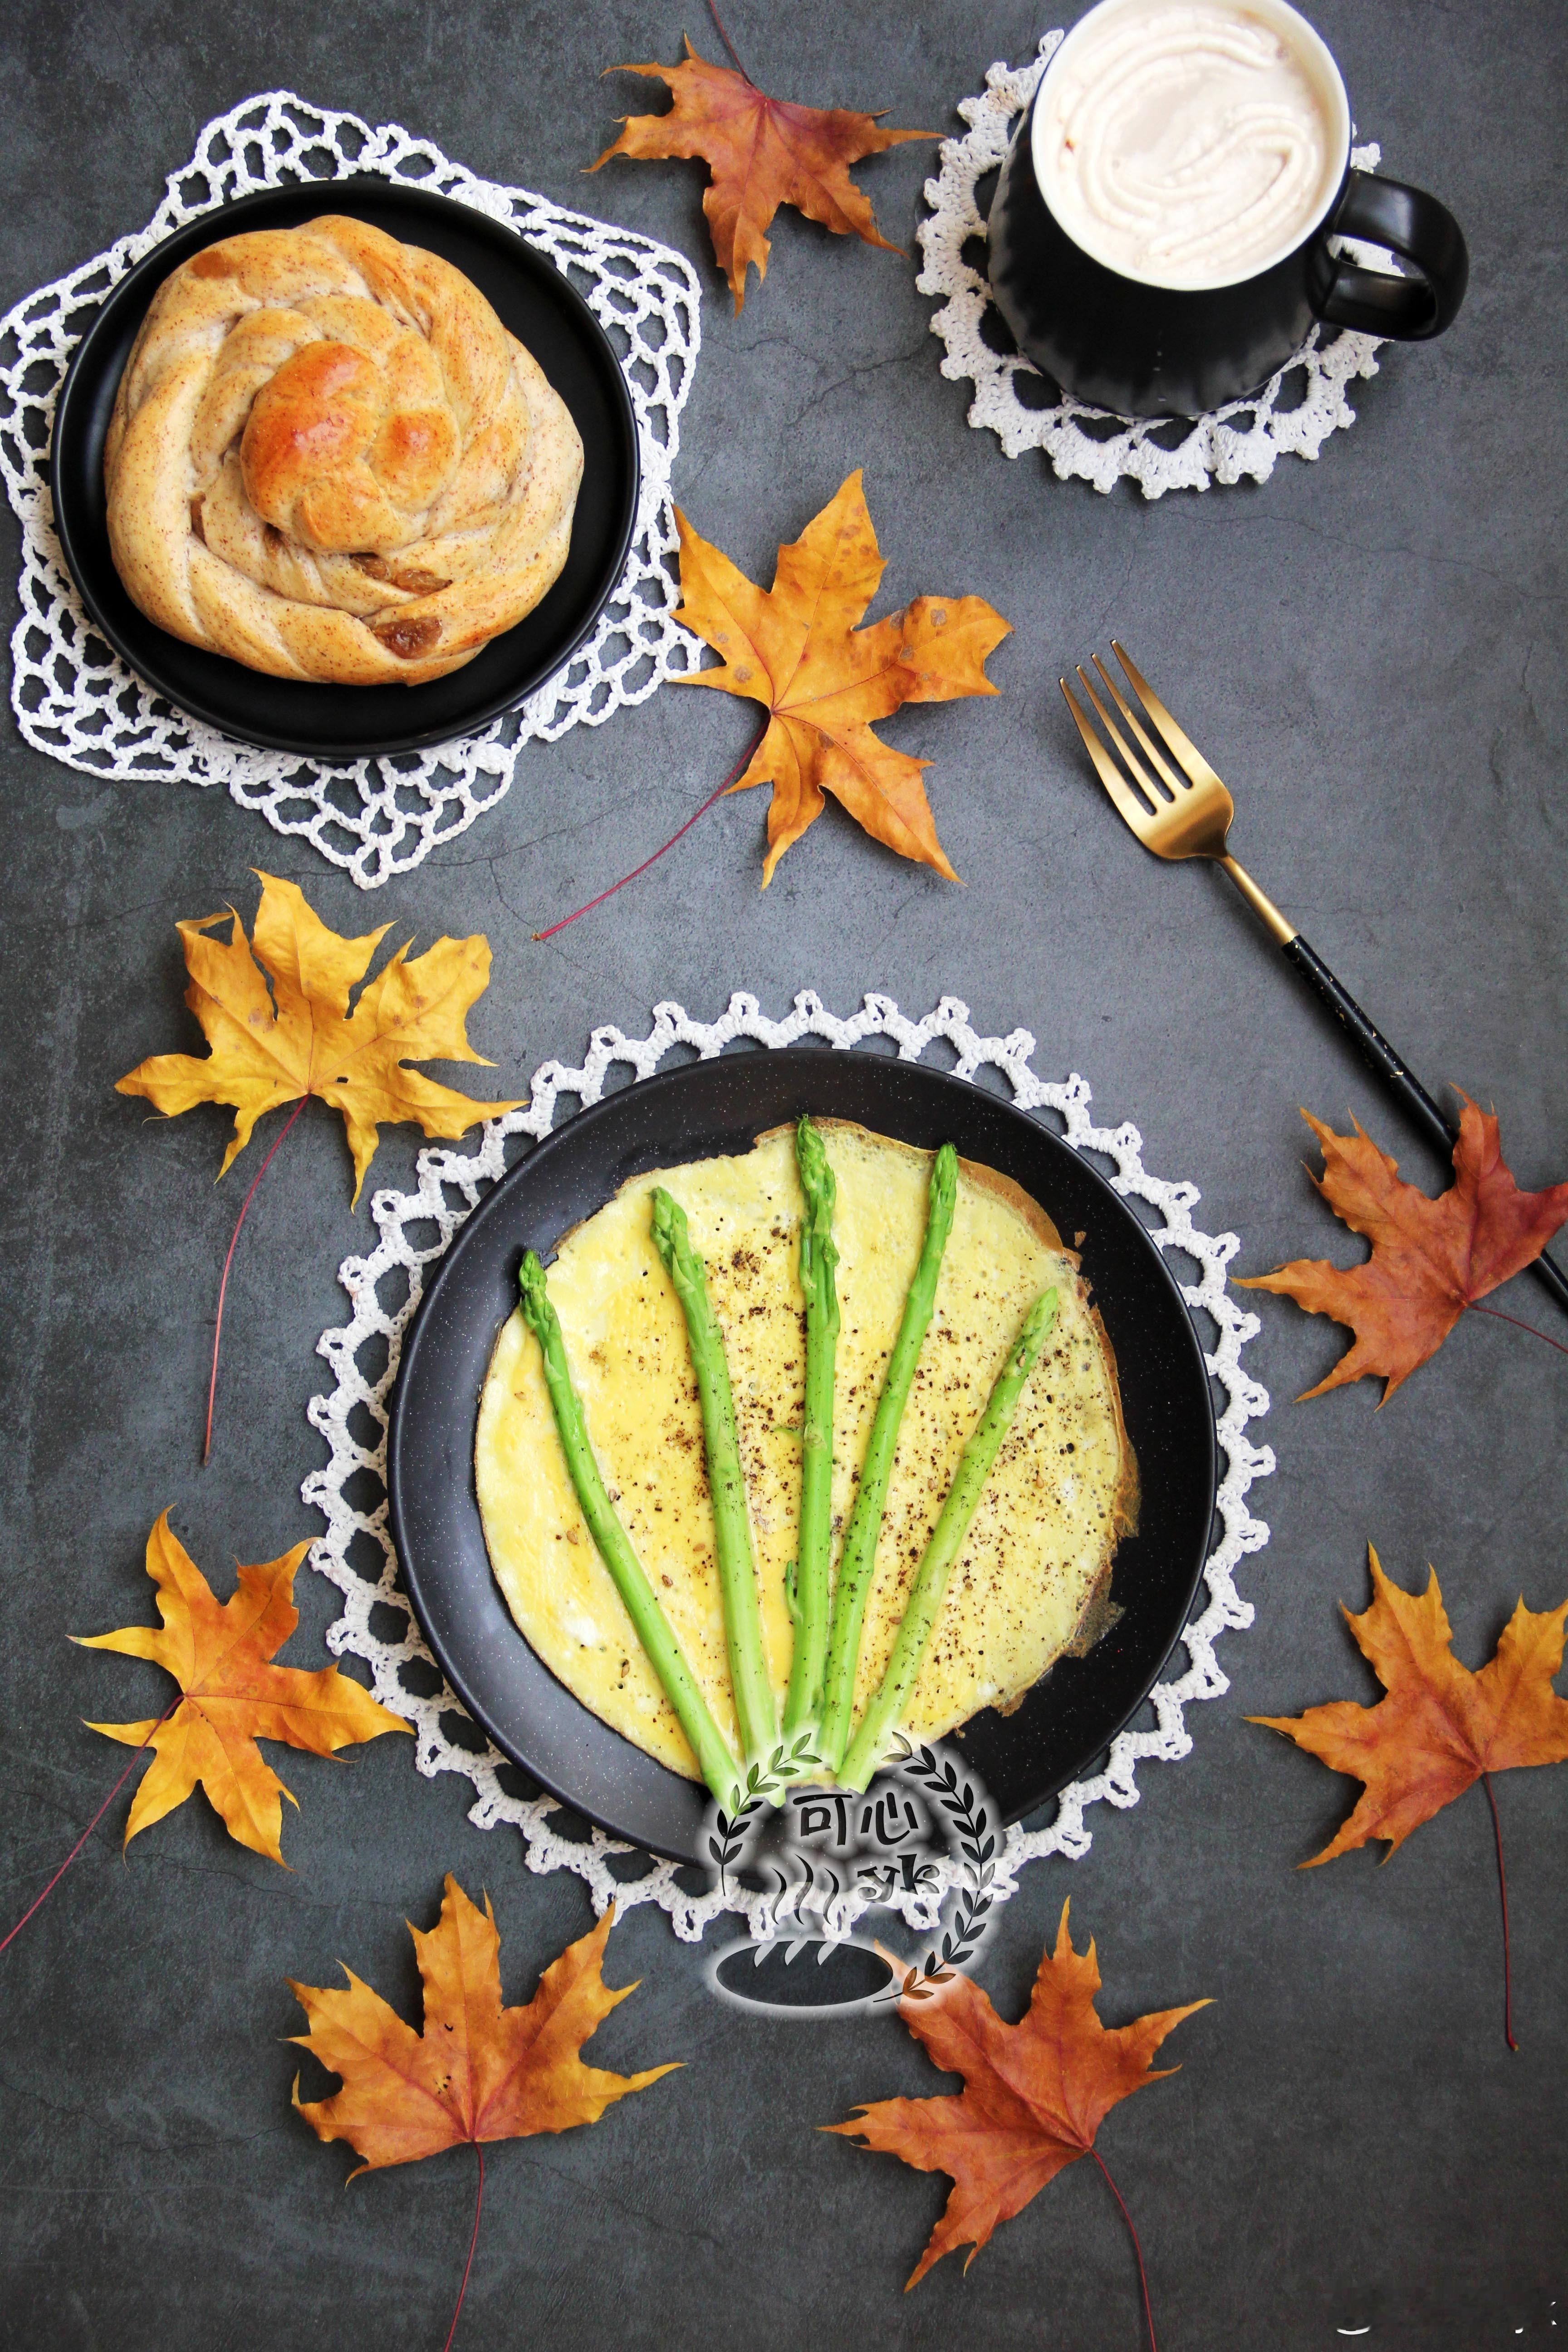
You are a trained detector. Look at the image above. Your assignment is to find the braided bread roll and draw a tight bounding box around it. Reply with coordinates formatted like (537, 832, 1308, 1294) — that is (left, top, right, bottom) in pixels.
(103, 215, 585, 686)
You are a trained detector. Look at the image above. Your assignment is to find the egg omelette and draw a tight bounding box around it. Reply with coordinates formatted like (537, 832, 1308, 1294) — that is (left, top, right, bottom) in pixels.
(474, 1122, 1137, 1779)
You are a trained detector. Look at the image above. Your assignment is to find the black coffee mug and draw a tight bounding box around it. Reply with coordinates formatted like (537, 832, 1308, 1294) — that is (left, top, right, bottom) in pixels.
(989, 1, 1469, 421)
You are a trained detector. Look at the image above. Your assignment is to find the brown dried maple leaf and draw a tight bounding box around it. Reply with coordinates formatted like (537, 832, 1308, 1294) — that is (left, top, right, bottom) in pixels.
(590, 40, 931, 311)
(289, 1877, 678, 2173)
(116, 870, 522, 1207)
(1250, 1545, 1568, 1867)
(1251, 1544, 1568, 2047)
(1237, 1100, 1568, 1401)
(77, 1512, 409, 1864)
(676, 470, 1010, 885)
(827, 1902, 1207, 2296)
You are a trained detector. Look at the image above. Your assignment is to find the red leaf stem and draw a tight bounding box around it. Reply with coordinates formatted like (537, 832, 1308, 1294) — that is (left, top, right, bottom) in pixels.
(204, 1091, 309, 1464)
(0, 1701, 176, 1957)
(1090, 2146, 1158, 2352)
(1480, 1773, 1518, 2053)
(1469, 1302, 1568, 1361)
(531, 717, 769, 942)
(440, 2142, 485, 2352)
(705, 0, 755, 83)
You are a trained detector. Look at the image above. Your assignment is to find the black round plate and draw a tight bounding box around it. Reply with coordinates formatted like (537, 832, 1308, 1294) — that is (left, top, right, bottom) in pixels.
(49, 179, 639, 760)
(388, 1049, 1218, 1863)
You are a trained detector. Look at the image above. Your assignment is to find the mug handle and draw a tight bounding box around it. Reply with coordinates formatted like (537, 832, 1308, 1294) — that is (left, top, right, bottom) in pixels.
(1317, 172, 1469, 340)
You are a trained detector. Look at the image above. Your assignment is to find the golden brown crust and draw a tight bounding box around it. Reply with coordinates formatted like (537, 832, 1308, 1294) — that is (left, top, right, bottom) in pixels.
(953, 1147, 1066, 1258)
(1061, 1562, 1126, 1661)
(103, 215, 584, 687)
(1088, 1300, 1140, 1541)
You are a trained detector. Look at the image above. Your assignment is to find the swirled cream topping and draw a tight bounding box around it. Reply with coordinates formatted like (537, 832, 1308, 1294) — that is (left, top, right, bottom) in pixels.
(1033, 0, 1345, 289)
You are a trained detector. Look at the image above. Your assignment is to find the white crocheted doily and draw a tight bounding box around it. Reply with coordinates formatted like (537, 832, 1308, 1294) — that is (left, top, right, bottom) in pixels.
(304, 993, 1273, 1944)
(917, 34, 1387, 499)
(0, 91, 702, 888)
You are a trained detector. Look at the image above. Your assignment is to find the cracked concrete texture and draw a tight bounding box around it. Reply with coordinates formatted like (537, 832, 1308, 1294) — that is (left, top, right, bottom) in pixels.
(1, 2, 1564, 2347)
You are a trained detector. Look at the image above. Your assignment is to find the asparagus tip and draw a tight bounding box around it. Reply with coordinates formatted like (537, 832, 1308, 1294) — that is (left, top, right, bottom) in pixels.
(649, 1184, 686, 1261)
(931, 1141, 959, 1214)
(518, 1249, 549, 1321)
(1017, 1285, 1059, 1364)
(795, 1112, 834, 1193)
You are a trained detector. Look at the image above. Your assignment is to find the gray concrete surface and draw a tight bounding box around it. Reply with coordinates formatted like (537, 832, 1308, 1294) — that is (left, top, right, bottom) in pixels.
(1, 2, 1564, 2345)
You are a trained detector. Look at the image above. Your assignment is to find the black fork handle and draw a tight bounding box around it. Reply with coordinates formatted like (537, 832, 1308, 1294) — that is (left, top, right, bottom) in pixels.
(1282, 934, 1568, 1319)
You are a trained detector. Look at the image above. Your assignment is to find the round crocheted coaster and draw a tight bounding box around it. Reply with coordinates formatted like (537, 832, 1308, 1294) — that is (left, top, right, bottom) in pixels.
(304, 991, 1273, 1944)
(0, 90, 702, 887)
(916, 33, 1388, 499)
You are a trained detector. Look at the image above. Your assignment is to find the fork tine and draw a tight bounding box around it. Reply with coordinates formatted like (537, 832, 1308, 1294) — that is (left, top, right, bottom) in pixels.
(1074, 665, 1167, 813)
(1059, 676, 1161, 843)
(1090, 654, 1185, 796)
(1111, 642, 1225, 791)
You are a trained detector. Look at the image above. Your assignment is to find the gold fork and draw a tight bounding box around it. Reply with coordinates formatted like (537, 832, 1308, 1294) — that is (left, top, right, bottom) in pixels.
(1061, 642, 1568, 1319)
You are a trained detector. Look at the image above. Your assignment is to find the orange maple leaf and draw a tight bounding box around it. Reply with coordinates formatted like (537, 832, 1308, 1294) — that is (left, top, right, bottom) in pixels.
(676, 470, 1010, 886)
(116, 870, 523, 1207)
(826, 1902, 1208, 2292)
(1250, 1545, 1568, 1867)
(289, 1877, 678, 2173)
(1237, 1100, 1568, 1401)
(590, 41, 931, 311)
(76, 1512, 409, 1864)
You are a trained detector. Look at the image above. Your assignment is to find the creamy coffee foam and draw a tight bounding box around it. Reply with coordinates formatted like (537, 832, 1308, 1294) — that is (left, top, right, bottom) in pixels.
(1033, 0, 1346, 289)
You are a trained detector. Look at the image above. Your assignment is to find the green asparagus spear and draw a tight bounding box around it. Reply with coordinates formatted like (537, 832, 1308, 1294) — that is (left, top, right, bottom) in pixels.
(650, 1188, 779, 1764)
(818, 1142, 959, 1774)
(839, 1285, 1059, 1792)
(783, 1117, 840, 1738)
(517, 1251, 740, 1808)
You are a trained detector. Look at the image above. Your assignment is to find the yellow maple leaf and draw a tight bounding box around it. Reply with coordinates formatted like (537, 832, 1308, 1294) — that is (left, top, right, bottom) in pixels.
(289, 1882, 678, 2346)
(290, 1878, 678, 2173)
(1251, 1546, 1568, 1863)
(78, 1512, 409, 1864)
(116, 870, 523, 1205)
(675, 470, 1011, 886)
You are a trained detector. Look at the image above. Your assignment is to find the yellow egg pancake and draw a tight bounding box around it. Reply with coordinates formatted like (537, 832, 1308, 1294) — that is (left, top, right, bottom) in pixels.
(475, 1122, 1136, 1779)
